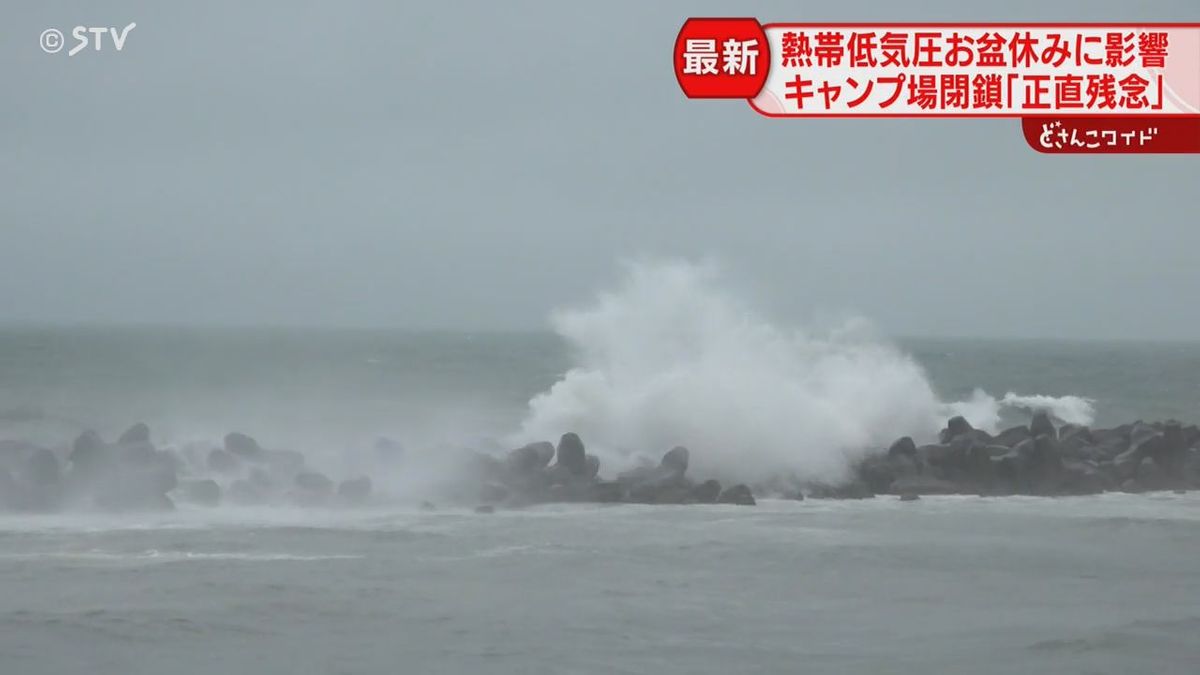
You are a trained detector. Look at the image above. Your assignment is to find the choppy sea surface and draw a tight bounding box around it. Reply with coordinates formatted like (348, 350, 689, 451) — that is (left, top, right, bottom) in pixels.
(2, 497, 1198, 675)
(1, 326, 1199, 674)
(2, 326, 1198, 449)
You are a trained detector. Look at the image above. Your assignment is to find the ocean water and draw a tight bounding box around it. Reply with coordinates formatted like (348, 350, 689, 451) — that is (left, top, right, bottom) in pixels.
(1, 326, 1197, 458)
(1, 496, 1198, 675)
(1, 326, 1199, 674)
(2, 262, 1200, 674)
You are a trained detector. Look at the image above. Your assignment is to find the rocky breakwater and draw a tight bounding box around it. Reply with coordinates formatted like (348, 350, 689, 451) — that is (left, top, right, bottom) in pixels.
(0, 424, 373, 512)
(4, 411, 1196, 513)
(467, 433, 758, 509)
(849, 412, 1200, 499)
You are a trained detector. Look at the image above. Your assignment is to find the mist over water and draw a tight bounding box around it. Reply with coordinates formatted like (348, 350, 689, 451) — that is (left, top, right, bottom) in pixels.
(0, 260, 1112, 504)
(12, 259, 1196, 508)
(516, 261, 1095, 486)
(4, 264, 1200, 674)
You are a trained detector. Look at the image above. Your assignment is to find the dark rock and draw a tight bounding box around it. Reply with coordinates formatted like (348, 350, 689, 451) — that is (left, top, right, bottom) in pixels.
(1187, 449, 1200, 487)
(717, 483, 756, 505)
(291, 475, 333, 505)
(583, 454, 600, 479)
(887, 436, 917, 458)
(1061, 443, 1105, 462)
(972, 444, 1014, 478)
(1030, 410, 1057, 439)
(965, 428, 995, 445)
(117, 423, 151, 446)
(1119, 478, 1144, 493)
(1058, 460, 1111, 495)
(1112, 448, 1143, 482)
(1057, 426, 1096, 457)
(224, 432, 263, 458)
(207, 449, 239, 474)
(554, 433, 587, 475)
(1092, 441, 1128, 462)
(990, 437, 1065, 495)
(1182, 425, 1199, 448)
(544, 437, 599, 491)
(939, 416, 974, 444)
(919, 443, 958, 468)
(898, 493, 921, 502)
(69, 430, 108, 471)
(295, 471, 334, 494)
(1015, 434, 1063, 494)
(922, 436, 987, 482)
(179, 479, 221, 506)
(1134, 456, 1171, 491)
(543, 463, 575, 488)
(1059, 424, 1092, 443)
(617, 448, 691, 495)
(1154, 421, 1190, 479)
(858, 453, 920, 493)
(1091, 426, 1130, 447)
(72, 430, 105, 456)
(1118, 453, 1176, 492)
(1129, 423, 1165, 456)
(689, 479, 722, 503)
(991, 446, 1025, 484)
(661, 446, 689, 475)
(507, 442, 555, 472)
(993, 425, 1032, 448)
(337, 476, 372, 503)
(533, 442, 556, 466)
(1030, 432, 1063, 471)
(1111, 424, 1163, 481)
(1089, 428, 1131, 462)
(857, 456, 894, 493)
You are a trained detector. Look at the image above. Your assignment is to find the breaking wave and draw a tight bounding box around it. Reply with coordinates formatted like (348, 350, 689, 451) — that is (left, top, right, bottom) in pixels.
(999, 392, 1096, 426)
(516, 260, 1094, 486)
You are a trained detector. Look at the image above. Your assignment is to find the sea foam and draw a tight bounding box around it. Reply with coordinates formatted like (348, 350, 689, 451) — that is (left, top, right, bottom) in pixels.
(516, 260, 1094, 486)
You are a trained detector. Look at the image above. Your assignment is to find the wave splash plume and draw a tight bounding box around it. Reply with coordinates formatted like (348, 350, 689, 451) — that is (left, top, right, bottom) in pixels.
(517, 260, 1094, 486)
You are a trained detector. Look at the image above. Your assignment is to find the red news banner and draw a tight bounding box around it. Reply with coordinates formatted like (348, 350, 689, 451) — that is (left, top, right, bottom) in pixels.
(673, 19, 1200, 153)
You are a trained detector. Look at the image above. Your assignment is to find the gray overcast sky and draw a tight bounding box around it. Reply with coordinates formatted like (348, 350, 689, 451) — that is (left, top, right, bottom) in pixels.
(2, 1, 1198, 339)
